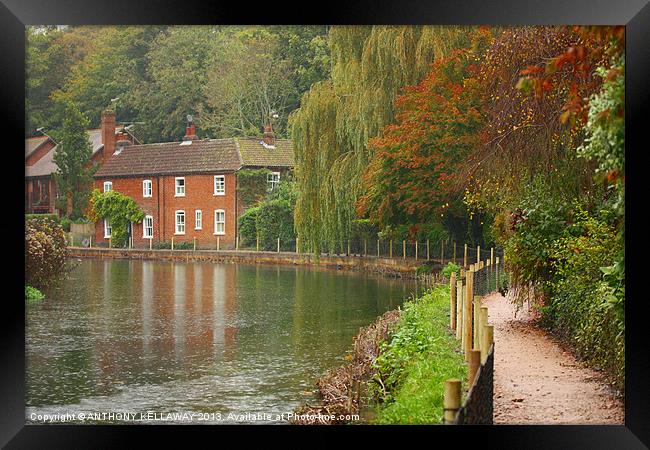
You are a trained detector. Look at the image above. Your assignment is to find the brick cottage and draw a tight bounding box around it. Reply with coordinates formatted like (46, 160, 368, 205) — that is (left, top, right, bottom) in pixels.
(25, 114, 137, 216)
(93, 111, 293, 249)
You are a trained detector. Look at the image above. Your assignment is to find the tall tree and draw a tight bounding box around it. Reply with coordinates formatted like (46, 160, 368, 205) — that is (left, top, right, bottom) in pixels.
(358, 29, 491, 233)
(290, 25, 472, 254)
(51, 102, 95, 219)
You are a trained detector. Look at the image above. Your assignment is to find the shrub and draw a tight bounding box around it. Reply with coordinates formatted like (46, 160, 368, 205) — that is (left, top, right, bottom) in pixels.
(25, 285, 45, 302)
(25, 214, 59, 223)
(441, 262, 460, 279)
(60, 217, 72, 232)
(238, 206, 261, 247)
(25, 218, 68, 290)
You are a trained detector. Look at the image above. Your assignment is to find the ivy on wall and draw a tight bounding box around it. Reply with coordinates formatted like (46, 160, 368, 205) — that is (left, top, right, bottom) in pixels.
(87, 189, 145, 247)
(236, 168, 272, 207)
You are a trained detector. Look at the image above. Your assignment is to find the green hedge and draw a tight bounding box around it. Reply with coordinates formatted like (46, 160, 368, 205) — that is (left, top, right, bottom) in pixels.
(25, 213, 59, 223)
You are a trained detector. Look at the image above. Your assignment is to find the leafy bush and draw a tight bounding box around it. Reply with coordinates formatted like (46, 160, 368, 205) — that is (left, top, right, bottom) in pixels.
(25, 214, 59, 223)
(441, 262, 460, 279)
(60, 217, 72, 232)
(544, 209, 623, 391)
(239, 179, 297, 251)
(25, 285, 45, 302)
(238, 206, 261, 247)
(25, 218, 68, 290)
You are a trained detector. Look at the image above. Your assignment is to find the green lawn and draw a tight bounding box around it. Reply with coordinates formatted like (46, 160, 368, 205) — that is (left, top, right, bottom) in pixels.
(369, 284, 468, 424)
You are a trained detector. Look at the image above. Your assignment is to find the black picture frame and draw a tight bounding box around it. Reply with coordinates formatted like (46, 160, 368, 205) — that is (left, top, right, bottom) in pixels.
(3, 0, 648, 447)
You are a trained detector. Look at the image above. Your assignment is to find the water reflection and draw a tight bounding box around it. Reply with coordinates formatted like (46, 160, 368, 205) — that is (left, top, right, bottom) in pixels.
(26, 259, 418, 423)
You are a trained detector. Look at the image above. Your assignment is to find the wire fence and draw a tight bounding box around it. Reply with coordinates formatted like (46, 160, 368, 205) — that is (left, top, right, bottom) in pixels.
(444, 254, 504, 425)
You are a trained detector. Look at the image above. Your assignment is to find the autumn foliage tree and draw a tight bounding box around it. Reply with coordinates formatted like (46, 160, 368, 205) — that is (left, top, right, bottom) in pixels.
(357, 29, 492, 234)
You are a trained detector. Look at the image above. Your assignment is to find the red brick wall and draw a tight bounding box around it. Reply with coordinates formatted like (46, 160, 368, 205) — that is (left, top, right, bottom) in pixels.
(94, 173, 238, 248)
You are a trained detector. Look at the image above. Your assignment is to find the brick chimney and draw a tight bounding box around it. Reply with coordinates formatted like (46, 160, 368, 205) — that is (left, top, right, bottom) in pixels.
(183, 115, 198, 141)
(262, 124, 275, 146)
(101, 110, 116, 164)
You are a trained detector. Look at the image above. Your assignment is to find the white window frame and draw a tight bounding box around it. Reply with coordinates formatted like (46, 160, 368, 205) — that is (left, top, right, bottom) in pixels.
(267, 171, 280, 191)
(195, 210, 202, 230)
(104, 219, 112, 238)
(175, 177, 185, 197)
(214, 175, 226, 196)
(143, 179, 152, 198)
(143, 215, 153, 239)
(214, 209, 225, 235)
(175, 210, 185, 235)
(103, 181, 113, 193)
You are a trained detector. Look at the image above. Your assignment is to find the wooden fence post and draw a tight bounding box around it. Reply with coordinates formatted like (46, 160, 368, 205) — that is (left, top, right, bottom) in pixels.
(415, 241, 418, 260)
(236, 235, 239, 251)
(456, 278, 464, 340)
(297, 237, 300, 254)
(89, 235, 92, 248)
(348, 240, 351, 256)
(171, 236, 174, 250)
(364, 239, 367, 257)
(468, 349, 481, 387)
(481, 325, 494, 364)
(464, 266, 474, 358)
(450, 272, 457, 330)
(256, 235, 260, 252)
(277, 237, 280, 253)
(377, 239, 380, 258)
(473, 296, 481, 349)
(477, 245, 481, 264)
(479, 307, 488, 357)
(193, 237, 196, 251)
(464, 244, 468, 268)
(490, 247, 494, 266)
(217, 236, 220, 251)
(453, 241, 457, 264)
(402, 240, 406, 260)
(149, 237, 153, 250)
(443, 379, 461, 424)
(71, 234, 74, 247)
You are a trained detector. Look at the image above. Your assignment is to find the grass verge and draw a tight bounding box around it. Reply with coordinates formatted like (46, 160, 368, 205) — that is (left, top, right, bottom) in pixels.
(369, 284, 467, 424)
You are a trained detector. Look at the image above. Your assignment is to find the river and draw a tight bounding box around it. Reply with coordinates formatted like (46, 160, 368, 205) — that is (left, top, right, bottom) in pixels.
(26, 258, 419, 424)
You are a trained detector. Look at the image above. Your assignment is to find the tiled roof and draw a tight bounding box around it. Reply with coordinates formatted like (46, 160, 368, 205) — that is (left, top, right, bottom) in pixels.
(25, 136, 50, 158)
(94, 139, 243, 178)
(236, 138, 294, 168)
(25, 127, 129, 178)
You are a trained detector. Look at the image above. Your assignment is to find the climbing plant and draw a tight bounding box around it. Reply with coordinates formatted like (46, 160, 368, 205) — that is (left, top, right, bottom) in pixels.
(236, 168, 271, 207)
(87, 189, 145, 247)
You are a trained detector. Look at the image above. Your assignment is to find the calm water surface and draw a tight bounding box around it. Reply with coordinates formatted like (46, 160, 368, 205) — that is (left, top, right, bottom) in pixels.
(26, 259, 418, 424)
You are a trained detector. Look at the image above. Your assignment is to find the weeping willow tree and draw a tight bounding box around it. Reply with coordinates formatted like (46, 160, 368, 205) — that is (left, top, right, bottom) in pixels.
(291, 26, 471, 254)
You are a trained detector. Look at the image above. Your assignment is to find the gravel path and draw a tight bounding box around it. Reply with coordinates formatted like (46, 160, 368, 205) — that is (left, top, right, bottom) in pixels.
(482, 292, 624, 424)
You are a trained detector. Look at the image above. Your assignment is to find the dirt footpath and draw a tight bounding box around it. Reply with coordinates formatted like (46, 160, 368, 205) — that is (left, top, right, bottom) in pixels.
(482, 292, 624, 424)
